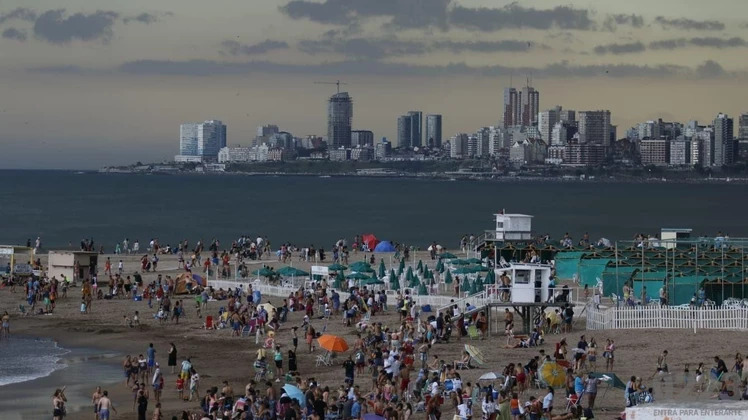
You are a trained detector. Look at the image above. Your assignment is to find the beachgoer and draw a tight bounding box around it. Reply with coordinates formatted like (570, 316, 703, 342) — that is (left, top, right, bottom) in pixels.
(167, 343, 177, 374)
(96, 390, 117, 420)
(92, 386, 103, 420)
(53, 388, 67, 420)
(152, 363, 163, 403)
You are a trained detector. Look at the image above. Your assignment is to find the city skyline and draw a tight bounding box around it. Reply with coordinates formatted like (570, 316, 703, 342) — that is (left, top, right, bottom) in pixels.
(2, 1, 748, 168)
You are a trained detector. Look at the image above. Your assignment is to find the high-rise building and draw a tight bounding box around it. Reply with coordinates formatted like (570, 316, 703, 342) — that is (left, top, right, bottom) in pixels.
(397, 115, 412, 148)
(375, 138, 391, 160)
(177, 120, 226, 161)
(425, 114, 442, 148)
(538, 106, 561, 142)
(578, 111, 612, 147)
(476, 127, 490, 157)
(351, 130, 374, 147)
(408, 111, 422, 148)
(559, 109, 576, 124)
(714, 113, 734, 166)
(327, 92, 353, 148)
(669, 139, 690, 166)
(255, 124, 279, 146)
(739, 113, 748, 139)
(521, 85, 540, 126)
(640, 139, 669, 166)
(697, 129, 714, 166)
(503, 87, 520, 128)
(450, 133, 468, 158)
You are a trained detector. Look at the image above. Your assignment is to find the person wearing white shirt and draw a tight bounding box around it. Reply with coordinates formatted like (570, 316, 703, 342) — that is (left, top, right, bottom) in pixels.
(542, 387, 554, 417)
(430, 380, 439, 397)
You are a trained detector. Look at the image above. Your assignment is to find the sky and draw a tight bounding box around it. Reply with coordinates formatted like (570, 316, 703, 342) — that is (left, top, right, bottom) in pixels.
(1, 0, 748, 169)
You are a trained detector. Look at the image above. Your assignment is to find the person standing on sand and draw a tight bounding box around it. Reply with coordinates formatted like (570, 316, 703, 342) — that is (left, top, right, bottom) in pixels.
(96, 390, 117, 420)
(92, 386, 103, 420)
(1, 311, 10, 338)
(167, 343, 177, 374)
(53, 388, 67, 420)
(136, 389, 148, 420)
(147, 343, 156, 377)
(152, 362, 163, 403)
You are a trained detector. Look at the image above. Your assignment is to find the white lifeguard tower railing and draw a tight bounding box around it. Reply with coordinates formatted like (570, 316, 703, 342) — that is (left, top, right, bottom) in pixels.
(485, 212, 533, 242)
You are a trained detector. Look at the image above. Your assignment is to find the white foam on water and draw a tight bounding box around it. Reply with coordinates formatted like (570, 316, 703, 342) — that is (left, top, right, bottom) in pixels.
(0, 337, 70, 386)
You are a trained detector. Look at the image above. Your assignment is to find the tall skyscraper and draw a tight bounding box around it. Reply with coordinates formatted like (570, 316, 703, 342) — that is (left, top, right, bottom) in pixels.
(351, 130, 374, 147)
(397, 115, 412, 148)
(578, 111, 612, 147)
(538, 106, 561, 142)
(408, 111, 422, 148)
(177, 120, 226, 161)
(425, 114, 442, 148)
(327, 92, 353, 148)
(558, 109, 576, 124)
(739, 113, 748, 139)
(714, 113, 734, 166)
(503, 87, 520, 128)
(255, 124, 279, 146)
(521, 85, 540, 126)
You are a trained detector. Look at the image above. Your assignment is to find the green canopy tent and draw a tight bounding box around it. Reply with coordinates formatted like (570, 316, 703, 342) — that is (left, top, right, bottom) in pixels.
(578, 258, 613, 287)
(378, 259, 386, 278)
(632, 279, 663, 303)
(449, 259, 471, 266)
(554, 251, 588, 281)
(466, 258, 482, 264)
(444, 270, 453, 284)
(669, 275, 716, 305)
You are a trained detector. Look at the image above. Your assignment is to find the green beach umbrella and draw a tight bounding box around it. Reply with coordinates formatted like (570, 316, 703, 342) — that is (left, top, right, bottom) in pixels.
(406, 266, 413, 281)
(450, 259, 470, 265)
(253, 267, 274, 277)
(278, 266, 309, 277)
(452, 267, 474, 275)
(346, 272, 369, 280)
(471, 265, 490, 272)
(416, 260, 423, 272)
(470, 280, 479, 294)
(398, 258, 405, 273)
(378, 259, 386, 278)
(363, 278, 385, 285)
(444, 270, 453, 284)
(350, 261, 371, 272)
(436, 260, 444, 272)
(461, 278, 472, 293)
(333, 270, 343, 289)
(418, 282, 428, 295)
(484, 270, 495, 284)
(439, 252, 457, 259)
(328, 263, 347, 271)
(389, 271, 400, 290)
(466, 258, 482, 264)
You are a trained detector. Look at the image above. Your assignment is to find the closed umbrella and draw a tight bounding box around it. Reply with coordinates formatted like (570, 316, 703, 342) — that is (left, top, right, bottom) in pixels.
(333, 270, 343, 289)
(484, 270, 495, 285)
(416, 260, 423, 272)
(444, 270, 453, 284)
(378, 259, 386, 278)
(398, 259, 405, 275)
(418, 282, 428, 295)
(461, 279, 472, 293)
(436, 260, 444, 272)
(469, 279, 479, 294)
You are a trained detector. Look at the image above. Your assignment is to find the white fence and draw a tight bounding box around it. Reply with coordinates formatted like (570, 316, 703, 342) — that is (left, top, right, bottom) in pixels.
(586, 304, 748, 331)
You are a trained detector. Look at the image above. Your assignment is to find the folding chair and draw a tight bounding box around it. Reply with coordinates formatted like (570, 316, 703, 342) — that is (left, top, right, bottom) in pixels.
(455, 357, 472, 370)
(566, 392, 582, 411)
(706, 372, 724, 392)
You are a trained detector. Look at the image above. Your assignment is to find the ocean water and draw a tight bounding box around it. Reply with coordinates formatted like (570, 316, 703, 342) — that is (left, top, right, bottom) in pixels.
(0, 337, 69, 386)
(0, 170, 746, 250)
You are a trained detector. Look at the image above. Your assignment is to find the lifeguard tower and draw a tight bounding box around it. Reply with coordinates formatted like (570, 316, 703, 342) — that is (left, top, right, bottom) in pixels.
(485, 212, 533, 242)
(497, 264, 553, 304)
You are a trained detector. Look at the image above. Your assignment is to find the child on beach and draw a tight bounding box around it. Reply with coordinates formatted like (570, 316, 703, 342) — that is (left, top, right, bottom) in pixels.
(176, 376, 185, 401)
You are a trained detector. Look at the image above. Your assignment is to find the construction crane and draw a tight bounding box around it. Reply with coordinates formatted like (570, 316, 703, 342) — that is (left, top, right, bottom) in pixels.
(314, 80, 347, 94)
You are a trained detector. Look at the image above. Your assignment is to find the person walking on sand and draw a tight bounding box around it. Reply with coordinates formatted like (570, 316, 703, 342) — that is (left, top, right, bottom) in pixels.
(92, 386, 103, 420)
(147, 343, 156, 377)
(152, 363, 163, 403)
(2, 311, 10, 338)
(167, 343, 177, 374)
(53, 388, 67, 420)
(96, 390, 117, 420)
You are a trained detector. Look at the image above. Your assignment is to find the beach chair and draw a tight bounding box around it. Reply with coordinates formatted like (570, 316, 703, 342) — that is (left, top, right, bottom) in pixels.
(467, 325, 480, 340)
(441, 379, 455, 398)
(316, 352, 332, 367)
(455, 356, 472, 370)
(566, 392, 582, 411)
(706, 371, 724, 392)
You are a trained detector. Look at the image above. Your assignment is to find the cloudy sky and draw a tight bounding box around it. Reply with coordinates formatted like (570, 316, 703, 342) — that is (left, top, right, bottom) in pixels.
(1, 0, 747, 168)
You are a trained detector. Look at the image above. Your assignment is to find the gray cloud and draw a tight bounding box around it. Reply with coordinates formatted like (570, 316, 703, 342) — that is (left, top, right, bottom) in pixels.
(449, 4, 595, 32)
(603, 13, 644, 31)
(105, 58, 733, 81)
(33, 9, 119, 44)
(123, 13, 160, 25)
(649, 37, 747, 50)
(0, 7, 37, 24)
(222, 39, 289, 56)
(280, 0, 451, 30)
(655, 16, 724, 31)
(2, 27, 27, 41)
(433, 40, 537, 53)
(593, 42, 646, 55)
(299, 37, 427, 59)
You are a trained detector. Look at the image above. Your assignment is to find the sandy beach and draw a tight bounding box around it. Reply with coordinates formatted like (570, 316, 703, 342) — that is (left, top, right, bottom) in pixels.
(2, 251, 747, 420)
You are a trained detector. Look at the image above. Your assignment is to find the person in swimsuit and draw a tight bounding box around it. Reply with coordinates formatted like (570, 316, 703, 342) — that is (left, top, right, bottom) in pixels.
(97, 391, 117, 420)
(92, 386, 103, 420)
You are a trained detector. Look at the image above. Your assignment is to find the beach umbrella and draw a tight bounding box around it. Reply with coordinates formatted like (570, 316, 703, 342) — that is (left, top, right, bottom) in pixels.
(416, 260, 423, 272)
(464, 344, 485, 365)
(539, 362, 566, 388)
(355, 266, 375, 273)
(318, 334, 349, 353)
(449, 259, 469, 265)
(453, 267, 474, 275)
(333, 270, 343, 289)
(378, 259, 386, 278)
(466, 258, 482, 264)
(328, 263, 347, 271)
(278, 266, 309, 277)
(461, 279, 471, 293)
(364, 277, 384, 285)
(346, 272, 369, 280)
(469, 280, 479, 294)
(418, 282, 428, 295)
(409, 273, 420, 288)
(406, 266, 414, 281)
(259, 302, 276, 314)
(350, 261, 372, 272)
(444, 270, 453, 284)
(389, 272, 400, 290)
(282, 384, 306, 407)
(253, 267, 274, 277)
(436, 260, 444, 272)
(484, 270, 495, 285)
(439, 252, 457, 259)
(478, 372, 501, 381)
